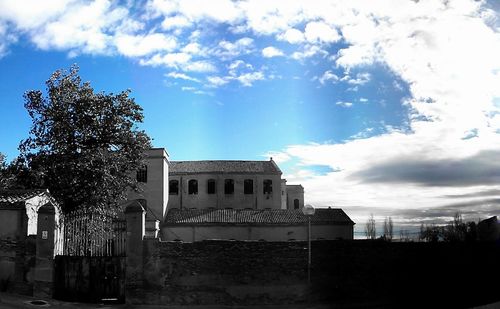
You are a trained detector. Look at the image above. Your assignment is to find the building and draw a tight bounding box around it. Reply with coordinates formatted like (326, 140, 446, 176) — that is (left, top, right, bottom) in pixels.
(478, 216, 499, 242)
(0, 189, 61, 238)
(0, 189, 62, 287)
(128, 148, 354, 241)
(163, 207, 354, 242)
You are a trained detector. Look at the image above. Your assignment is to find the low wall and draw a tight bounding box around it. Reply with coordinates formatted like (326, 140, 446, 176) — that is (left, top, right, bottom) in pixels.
(0, 236, 36, 295)
(128, 239, 500, 307)
(133, 239, 309, 305)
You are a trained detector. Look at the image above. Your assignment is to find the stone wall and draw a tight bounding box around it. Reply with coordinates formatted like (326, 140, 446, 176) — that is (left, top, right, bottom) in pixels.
(127, 237, 500, 307)
(0, 236, 36, 295)
(132, 239, 310, 305)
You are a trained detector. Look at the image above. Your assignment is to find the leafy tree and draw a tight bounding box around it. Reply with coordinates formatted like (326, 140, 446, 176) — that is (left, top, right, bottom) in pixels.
(19, 65, 151, 215)
(0, 153, 7, 189)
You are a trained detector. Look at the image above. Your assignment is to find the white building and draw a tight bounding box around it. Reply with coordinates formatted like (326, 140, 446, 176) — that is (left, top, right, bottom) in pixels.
(128, 148, 354, 241)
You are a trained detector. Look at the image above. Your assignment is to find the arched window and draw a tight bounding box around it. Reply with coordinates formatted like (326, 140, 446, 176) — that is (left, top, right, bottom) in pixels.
(244, 179, 253, 194)
(263, 179, 272, 194)
(294, 199, 300, 209)
(224, 179, 234, 194)
(188, 179, 198, 194)
(207, 179, 216, 194)
(169, 180, 179, 195)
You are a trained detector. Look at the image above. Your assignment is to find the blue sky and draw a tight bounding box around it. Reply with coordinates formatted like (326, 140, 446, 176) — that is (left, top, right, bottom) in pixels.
(1, 0, 500, 236)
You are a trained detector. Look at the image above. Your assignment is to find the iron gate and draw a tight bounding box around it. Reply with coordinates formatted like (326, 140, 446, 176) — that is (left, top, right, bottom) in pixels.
(54, 211, 127, 303)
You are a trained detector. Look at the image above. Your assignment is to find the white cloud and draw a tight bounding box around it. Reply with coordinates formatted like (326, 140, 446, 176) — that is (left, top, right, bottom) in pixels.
(114, 33, 177, 57)
(183, 60, 217, 73)
(165, 72, 200, 82)
(29, 0, 128, 54)
(215, 37, 254, 58)
(263, 151, 291, 164)
(140, 52, 191, 68)
(0, 0, 71, 30)
(262, 46, 284, 58)
(161, 15, 191, 30)
(291, 44, 328, 60)
(277, 28, 304, 44)
(235, 71, 264, 87)
(336, 101, 353, 108)
(207, 76, 229, 87)
(343, 72, 371, 85)
(181, 42, 203, 55)
(304, 21, 340, 44)
(318, 70, 339, 85)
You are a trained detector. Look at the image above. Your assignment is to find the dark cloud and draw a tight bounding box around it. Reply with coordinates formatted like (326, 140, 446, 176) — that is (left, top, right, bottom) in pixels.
(443, 188, 500, 199)
(351, 150, 500, 187)
(342, 198, 500, 228)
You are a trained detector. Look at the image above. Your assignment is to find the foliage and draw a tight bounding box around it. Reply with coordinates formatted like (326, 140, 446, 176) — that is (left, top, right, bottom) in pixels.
(419, 212, 478, 242)
(18, 65, 151, 215)
(0, 152, 7, 189)
(365, 214, 376, 239)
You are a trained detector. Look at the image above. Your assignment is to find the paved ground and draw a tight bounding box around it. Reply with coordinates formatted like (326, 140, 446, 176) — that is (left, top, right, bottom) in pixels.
(0, 292, 335, 309)
(2, 292, 500, 309)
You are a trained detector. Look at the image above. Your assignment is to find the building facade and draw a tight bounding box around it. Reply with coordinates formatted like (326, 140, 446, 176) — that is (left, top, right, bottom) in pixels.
(128, 148, 354, 241)
(167, 160, 283, 210)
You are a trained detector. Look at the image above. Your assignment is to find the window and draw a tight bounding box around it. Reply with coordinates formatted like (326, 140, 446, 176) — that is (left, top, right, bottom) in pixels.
(224, 179, 234, 194)
(188, 179, 198, 195)
(244, 179, 253, 194)
(207, 179, 216, 194)
(169, 180, 179, 195)
(136, 166, 147, 183)
(294, 199, 300, 210)
(263, 179, 273, 194)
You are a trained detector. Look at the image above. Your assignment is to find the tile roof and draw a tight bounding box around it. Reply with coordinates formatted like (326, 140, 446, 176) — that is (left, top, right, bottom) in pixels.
(169, 160, 282, 175)
(164, 208, 354, 226)
(0, 189, 48, 204)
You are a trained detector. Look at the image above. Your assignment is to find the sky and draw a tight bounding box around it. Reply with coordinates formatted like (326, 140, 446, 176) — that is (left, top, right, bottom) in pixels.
(1, 0, 500, 237)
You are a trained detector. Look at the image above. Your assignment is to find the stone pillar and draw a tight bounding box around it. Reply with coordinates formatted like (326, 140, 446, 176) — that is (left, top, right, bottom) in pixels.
(33, 204, 55, 298)
(145, 220, 160, 238)
(125, 202, 145, 304)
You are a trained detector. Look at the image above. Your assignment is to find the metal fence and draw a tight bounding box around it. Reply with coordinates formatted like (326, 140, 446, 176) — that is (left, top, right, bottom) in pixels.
(58, 210, 127, 257)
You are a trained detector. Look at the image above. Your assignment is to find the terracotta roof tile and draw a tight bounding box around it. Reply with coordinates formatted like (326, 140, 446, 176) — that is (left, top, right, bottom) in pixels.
(169, 160, 282, 175)
(164, 208, 354, 226)
(0, 189, 47, 204)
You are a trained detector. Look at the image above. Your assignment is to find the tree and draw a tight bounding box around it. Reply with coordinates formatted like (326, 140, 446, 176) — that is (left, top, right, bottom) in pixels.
(19, 65, 151, 215)
(0, 153, 7, 188)
(383, 216, 394, 241)
(443, 212, 467, 242)
(365, 214, 376, 240)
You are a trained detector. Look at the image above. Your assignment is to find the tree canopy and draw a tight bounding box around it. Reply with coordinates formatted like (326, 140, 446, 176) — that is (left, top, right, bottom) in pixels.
(18, 65, 151, 215)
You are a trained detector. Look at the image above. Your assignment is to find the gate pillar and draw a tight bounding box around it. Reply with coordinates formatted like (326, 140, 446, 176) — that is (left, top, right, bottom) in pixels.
(33, 204, 56, 298)
(124, 201, 146, 303)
